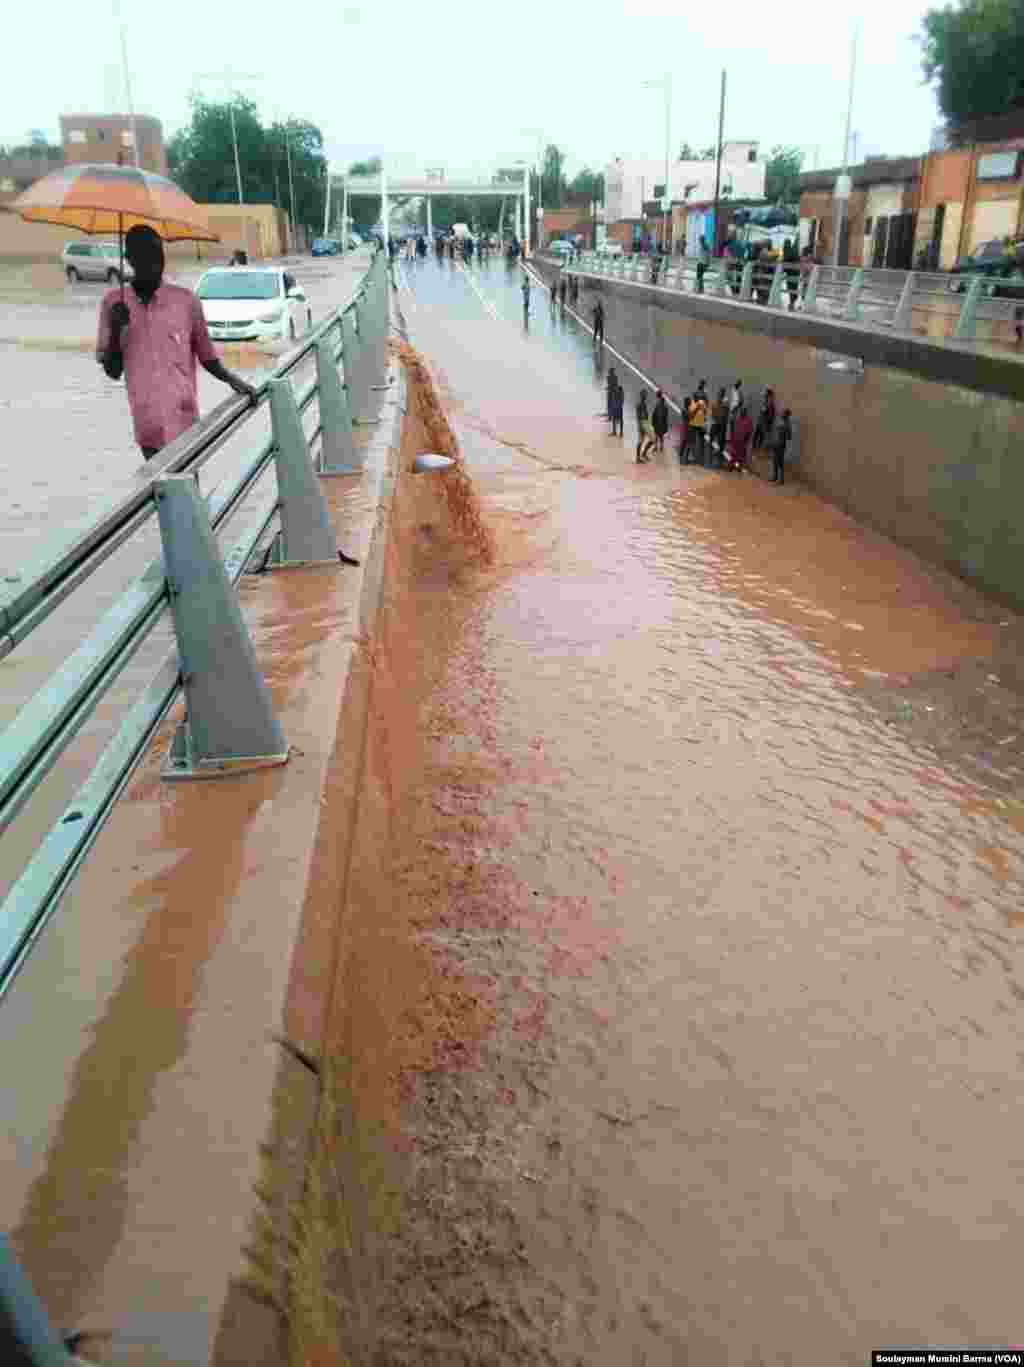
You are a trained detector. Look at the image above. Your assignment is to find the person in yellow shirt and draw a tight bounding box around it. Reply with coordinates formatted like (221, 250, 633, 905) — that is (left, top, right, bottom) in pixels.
(685, 391, 708, 464)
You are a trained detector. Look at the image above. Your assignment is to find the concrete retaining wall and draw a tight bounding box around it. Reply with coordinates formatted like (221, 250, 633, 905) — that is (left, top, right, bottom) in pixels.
(534, 258, 1024, 611)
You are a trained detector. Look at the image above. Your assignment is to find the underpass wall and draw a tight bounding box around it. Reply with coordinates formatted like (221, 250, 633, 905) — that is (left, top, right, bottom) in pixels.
(533, 258, 1024, 610)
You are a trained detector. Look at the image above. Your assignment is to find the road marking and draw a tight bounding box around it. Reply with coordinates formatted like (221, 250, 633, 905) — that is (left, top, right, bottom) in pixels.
(456, 262, 501, 322)
(521, 263, 683, 416)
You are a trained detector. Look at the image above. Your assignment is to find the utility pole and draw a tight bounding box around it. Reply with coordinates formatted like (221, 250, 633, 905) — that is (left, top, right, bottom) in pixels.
(284, 122, 297, 253)
(712, 69, 727, 256)
(831, 25, 858, 267)
(323, 166, 331, 237)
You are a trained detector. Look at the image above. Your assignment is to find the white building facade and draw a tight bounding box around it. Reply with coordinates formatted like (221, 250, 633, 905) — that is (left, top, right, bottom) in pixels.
(604, 143, 766, 223)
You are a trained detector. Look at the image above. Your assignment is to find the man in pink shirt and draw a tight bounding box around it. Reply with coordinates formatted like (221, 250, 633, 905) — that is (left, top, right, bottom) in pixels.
(96, 224, 255, 460)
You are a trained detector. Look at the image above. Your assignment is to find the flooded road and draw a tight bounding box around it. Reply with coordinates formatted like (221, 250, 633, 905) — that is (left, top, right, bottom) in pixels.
(341, 252, 1024, 1364)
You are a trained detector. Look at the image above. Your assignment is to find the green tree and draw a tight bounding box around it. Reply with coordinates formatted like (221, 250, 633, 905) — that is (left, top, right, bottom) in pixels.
(764, 145, 804, 204)
(346, 158, 382, 231)
(270, 117, 326, 233)
(567, 168, 605, 203)
(920, 0, 1024, 128)
(167, 96, 327, 232)
(541, 143, 565, 207)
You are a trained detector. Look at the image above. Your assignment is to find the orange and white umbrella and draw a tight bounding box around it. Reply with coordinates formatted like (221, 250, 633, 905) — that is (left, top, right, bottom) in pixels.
(13, 162, 219, 240)
(13, 162, 220, 294)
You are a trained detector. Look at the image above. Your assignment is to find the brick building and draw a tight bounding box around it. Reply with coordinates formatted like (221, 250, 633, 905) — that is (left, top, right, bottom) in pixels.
(60, 113, 167, 176)
(798, 157, 921, 268)
(799, 130, 1024, 269)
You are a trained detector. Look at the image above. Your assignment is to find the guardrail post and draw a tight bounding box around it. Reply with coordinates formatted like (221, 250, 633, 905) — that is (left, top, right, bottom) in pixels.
(802, 265, 819, 314)
(0, 1235, 79, 1366)
(316, 333, 359, 475)
(739, 262, 754, 301)
(892, 271, 916, 330)
(267, 377, 340, 566)
(356, 294, 385, 388)
(843, 268, 864, 321)
(342, 309, 372, 423)
(954, 274, 983, 341)
(156, 476, 289, 780)
(767, 262, 785, 308)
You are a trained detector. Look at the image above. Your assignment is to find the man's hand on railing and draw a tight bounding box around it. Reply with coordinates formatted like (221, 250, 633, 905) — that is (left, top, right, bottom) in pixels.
(202, 358, 257, 405)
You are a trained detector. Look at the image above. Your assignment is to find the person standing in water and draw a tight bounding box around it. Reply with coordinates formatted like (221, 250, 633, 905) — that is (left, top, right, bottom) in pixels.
(593, 298, 605, 346)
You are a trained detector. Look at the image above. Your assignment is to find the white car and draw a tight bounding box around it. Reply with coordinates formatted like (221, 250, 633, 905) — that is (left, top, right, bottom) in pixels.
(549, 240, 574, 258)
(597, 242, 624, 257)
(195, 267, 311, 344)
(63, 240, 134, 283)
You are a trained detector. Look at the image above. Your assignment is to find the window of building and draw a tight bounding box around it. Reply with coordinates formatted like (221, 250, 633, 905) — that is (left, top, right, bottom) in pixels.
(748, 148, 756, 162)
(68, 130, 86, 144)
(97, 129, 106, 141)
(864, 216, 873, 236)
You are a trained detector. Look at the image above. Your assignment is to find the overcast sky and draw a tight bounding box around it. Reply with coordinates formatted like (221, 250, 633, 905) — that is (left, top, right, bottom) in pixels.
(3, 0, 941, 180)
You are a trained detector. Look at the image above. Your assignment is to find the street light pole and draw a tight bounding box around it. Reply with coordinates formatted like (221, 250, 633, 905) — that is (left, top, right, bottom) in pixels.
(831, 24, 859, 267)
(522, 127, 543, 255)
(712, 69, 727, 256)
(197, 70, 259, 260)
(112, 0, 138, 168)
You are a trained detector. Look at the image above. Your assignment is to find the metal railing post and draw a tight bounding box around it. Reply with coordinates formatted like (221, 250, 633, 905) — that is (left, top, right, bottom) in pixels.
(267, 378, 341, 566)
(156, 476, 289, 780)
(954, 274, 984, 341)
(843, 268, 864, 321)
(316, 333, 359, 475)
(802, 266, 820, 314)
(767, 262, 785, 308)
(739, 262, 754, 301)
(892, 271, 916, 330)
(0, 1235, 79, 1366)
(342, 309, 372, 423)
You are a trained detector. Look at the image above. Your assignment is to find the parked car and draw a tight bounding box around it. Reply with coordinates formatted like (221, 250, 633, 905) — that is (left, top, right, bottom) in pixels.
(949, 238, 1024, 295)
(549, 240, 574, 258)
(310, 237, 340, 256)
(195, 267, 311, 343)
(597, 242, 624, 258)
(347, 232, 363, 249)
(63, 240, 134, 283)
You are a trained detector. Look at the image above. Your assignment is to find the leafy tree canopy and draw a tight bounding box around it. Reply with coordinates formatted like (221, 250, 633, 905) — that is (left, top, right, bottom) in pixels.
(567, 168, 605, 203)
(920, 0, 1024, 127)
(764, 145, 804, 204)
(167, 97, 327, 231)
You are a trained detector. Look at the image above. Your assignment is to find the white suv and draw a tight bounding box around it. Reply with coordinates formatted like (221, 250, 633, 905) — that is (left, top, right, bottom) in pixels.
(63, 241, 133, 283)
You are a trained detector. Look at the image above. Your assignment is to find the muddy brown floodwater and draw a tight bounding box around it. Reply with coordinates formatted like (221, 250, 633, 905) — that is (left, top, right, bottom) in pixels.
(298, 255, 1024, 1367)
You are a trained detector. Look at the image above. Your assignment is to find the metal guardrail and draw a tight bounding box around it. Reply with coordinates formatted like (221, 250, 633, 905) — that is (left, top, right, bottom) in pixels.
(0, 245, 391, 1367)
(0, 249, 389, 1005)
(566, 251, 1022, 346)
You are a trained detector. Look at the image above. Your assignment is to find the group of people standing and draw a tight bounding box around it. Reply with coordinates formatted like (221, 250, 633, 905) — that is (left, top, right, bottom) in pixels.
(608, 373, 793, 483)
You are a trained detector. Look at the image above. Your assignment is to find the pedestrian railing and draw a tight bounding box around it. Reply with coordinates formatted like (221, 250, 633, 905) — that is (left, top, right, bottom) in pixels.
(0, 250, 389, 1003)
(568, 251, 1020, 347)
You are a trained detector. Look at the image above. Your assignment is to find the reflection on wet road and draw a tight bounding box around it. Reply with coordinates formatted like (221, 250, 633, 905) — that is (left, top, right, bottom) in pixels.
(386, 252, 1024, 1361)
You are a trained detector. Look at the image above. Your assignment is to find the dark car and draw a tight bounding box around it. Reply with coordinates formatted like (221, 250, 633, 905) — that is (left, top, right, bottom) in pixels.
(949, 238, 1024, 297)
(311, 237, 340, 257)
